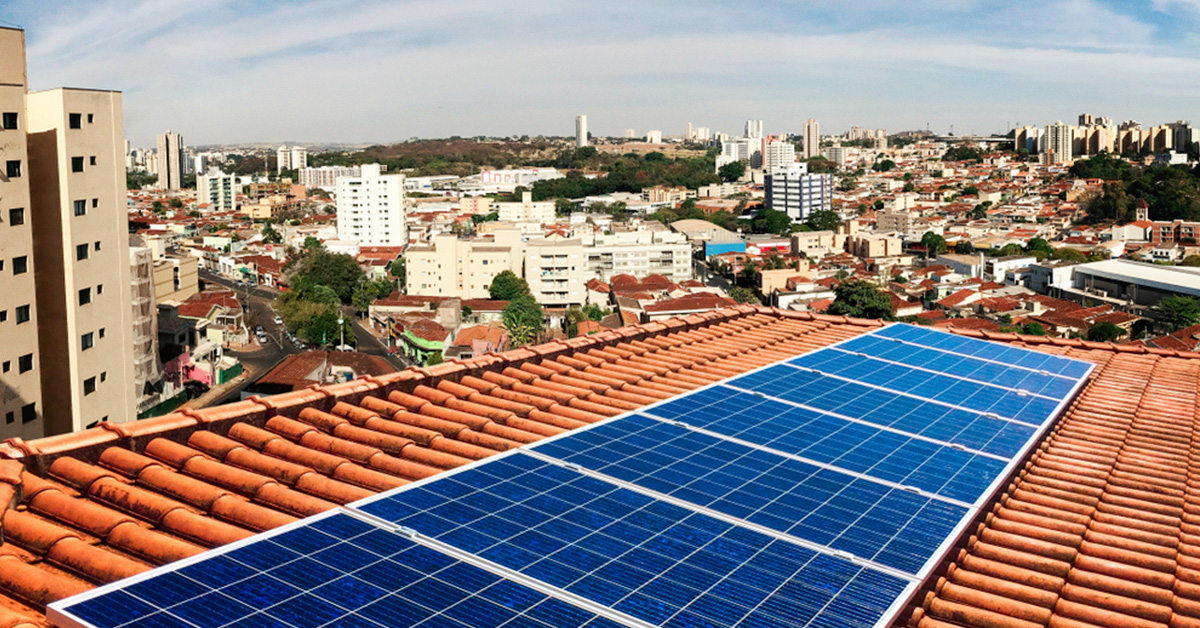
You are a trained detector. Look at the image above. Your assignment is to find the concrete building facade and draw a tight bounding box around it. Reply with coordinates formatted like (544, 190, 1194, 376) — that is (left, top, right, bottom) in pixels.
(197, 169, 238, 212)
(803, 118, 820, 159)
(336, 164, 406, 246)
(575, 115, 587, 148)
(155, 130, 183, 190)
(764, 162, 833, 222)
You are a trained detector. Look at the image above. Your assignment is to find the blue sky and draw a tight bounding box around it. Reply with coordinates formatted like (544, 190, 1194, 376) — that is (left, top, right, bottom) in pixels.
(2, 0, 1200, 147)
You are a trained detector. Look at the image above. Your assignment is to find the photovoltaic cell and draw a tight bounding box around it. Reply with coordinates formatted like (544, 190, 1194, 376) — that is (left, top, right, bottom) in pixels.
(57, 512, 622, 628)
(872, 324, 1092, 379)
(531, 414, 969, 574)
(357, 453, 910, 628)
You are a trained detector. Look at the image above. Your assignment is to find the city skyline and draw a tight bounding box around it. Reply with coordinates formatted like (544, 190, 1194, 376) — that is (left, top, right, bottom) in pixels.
(5, 0, 1200, 146)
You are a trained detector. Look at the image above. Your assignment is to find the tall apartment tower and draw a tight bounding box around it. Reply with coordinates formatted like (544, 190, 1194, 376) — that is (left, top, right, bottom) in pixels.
(277, 145, 307, 173)
(155, 130, 183, 190)
(336, 164, 407, 246)
(803, 118, 820, 159)
(27, 87, 137, 434)
(765, 162, 834, 222)
(1044, 121, 1075, 165)
(575, 115, 588, 148)
(745, 119, 763, 139)
(0, 27, 45, 439)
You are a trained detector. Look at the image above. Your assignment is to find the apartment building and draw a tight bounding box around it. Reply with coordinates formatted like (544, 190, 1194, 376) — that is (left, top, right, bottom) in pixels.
(406, 229, 524, 299)
(155, 130, 183, 190)
(336, 164, 406, 246)
(0, 27, 43, 440)
(299, 165, 360, 188)
(197, 169, 238, 212)
(525, 239, 586, 307)
(496, 191, 554, 224)
(585, 230, 691, 283)
(152, 255, 199, 304)
(803, 118, 820, 159)
(763, 140, 795, 170)
(764, 162, 833, 221)
(27, 86, 137, 434)
(641, 186, 695, 204)
(276, 145, 307, 173)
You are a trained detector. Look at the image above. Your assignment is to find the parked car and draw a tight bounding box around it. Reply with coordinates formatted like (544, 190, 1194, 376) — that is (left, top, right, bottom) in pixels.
(273, 316, 283, 325)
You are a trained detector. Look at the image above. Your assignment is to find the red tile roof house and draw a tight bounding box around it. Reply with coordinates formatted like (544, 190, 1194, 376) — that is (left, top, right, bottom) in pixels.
(4, 306, 1200, 627)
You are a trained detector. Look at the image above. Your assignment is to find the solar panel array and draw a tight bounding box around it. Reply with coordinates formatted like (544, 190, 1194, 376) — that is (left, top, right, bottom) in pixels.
(51, 324, 1094, 628)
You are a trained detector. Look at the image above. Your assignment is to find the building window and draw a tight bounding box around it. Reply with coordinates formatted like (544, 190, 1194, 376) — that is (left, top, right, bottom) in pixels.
(1, 112, 15, 130)
(79, 287, 91, 305)
(15, 305, 29, 324)
(76, 243, 88, 260)
(81, 332, 93, 351)
(84, 377, 96, 395)
(1, 361, 8, 373)
(89, 156, 96, 166)
(6, 160, 20, 177)
(94, 241, 101, 251)
(4, 412, 11, 424)
(87, 114, 94, 124)
(12, 256, 26, 274)
(8, 208, 23, 226)
(74, 200, 86, 216)
(100, 371, 106, 382)
(71, 157, 83, 172)
(0, 310, 6, 322)
(97, 284, 103, 294)
(99, 327, 105, 338)
(69, 113, 82, 129)
(92, 198, 98, 208)
(21, 403, 35, 423)
(18, 354, 32, 373)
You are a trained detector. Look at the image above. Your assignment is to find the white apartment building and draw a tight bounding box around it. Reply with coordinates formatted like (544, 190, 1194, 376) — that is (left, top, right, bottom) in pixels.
(823, 145, 845, 167)
(276, 145, 307, 173)
(764, 140, 796, 171)
(585, 230, 691, 283)
(0, 27, 43, 440)
(645, 130, 663, 144)
(497, 191, 555, 224)
(197, 169, 238, 212)
(1044, 122, 1074, 165)
(300, 165, 360, 188)
(27, 86, 138, 434)
(525, 239, 586, 307)
(576, 114, 587, 148)
(406, 229, 524, 299)
(336, 164, 406, 246)
(745, 119, 764, 139)
(765, 162, 833, 221)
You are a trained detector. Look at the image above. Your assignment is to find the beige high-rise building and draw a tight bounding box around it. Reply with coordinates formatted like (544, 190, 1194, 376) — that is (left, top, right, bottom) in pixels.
(803, 118, 820, 159)
(26, 86, 137, 434)
(0, 27, 45, 439)
(1043, 121, 1074, 165)
(156, 130, 183, 190)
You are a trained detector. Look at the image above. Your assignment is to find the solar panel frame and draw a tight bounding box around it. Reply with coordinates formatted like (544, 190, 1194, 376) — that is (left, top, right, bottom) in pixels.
(48, 323, 1094, 628)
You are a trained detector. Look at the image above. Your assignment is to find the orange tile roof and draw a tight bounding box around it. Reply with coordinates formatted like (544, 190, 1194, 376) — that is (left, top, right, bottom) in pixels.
(5, 309, 1200, 627)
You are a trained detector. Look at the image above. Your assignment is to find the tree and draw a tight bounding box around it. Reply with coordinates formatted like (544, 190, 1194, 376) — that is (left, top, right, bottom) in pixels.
(287, 249, 366, 303)
(555, 198, 575, 216)
(489, 270, 531, 301)
(827, 279, 894, 320)
(1087, 321, 1126, 342)
(752, 208, 793, 235)
(921, 231, 947, 258)
(804, 157, 838, 174)
(1020, 322, 1047, 336)
(872, 200, 885, 210)
(261, 223, 283, 244)
(1182, 255, 1200, 267)
(874, 159, 896, 172)
(718, 161, 746, 182)
(583, 303, 607, 321)
(303, 236, 324, 252)
(502, 296, 544, 347)
(739, 261, 759, 287)
(805, 210, 841, 232)
(954, 241, 975, 255)
(730, 287, 760, 304)
(152, 200, 164, 212)
(997, 243, 1025, 257)
(962, 185, 979, 196)
(1157, 295, 1200, 332)
(1025, 237, 1054, 257)
(169, 198, 184, 208)
(425, 352, 444, 366)
(1052, 248, 1087, 263)
(902, 182, 916, 193)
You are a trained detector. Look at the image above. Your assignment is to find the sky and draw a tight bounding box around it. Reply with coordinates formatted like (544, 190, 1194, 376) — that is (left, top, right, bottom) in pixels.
(3, 0, 1200, 147)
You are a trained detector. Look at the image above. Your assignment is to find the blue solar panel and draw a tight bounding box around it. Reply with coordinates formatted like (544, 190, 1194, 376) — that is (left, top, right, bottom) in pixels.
(531, 414, 970, 574)
(358, 453, 910, 628)
(872, 324, 1092, 379)
(55, 512, 623, 628)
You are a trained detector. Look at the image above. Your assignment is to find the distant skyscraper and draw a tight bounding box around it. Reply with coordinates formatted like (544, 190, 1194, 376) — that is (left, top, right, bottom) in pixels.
(575, 115, 588, 148)
(764, 140, 796, 170)
(745, 119, 763, 139)
(155, 130, 183, 190)
(695, 127, 711, 141)
(276, 145, 307, 174)
(290, 146, 307, 171)
(686, 122, 694, 140)
(1079, 113, 1095, 126)
(645, 130, 663, 144)
(803, 119, 820, 159)
(624, 128, 635, 139)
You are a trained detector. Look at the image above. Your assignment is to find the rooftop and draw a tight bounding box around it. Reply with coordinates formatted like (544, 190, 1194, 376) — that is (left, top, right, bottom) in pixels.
(2, 308, 1200, 628)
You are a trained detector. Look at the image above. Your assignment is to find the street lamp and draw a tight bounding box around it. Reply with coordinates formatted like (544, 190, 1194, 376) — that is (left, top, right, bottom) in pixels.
(337, 318, 344, 350)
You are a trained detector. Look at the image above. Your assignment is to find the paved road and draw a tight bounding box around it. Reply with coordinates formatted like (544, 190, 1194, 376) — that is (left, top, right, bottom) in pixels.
(694, 259, 733, 291)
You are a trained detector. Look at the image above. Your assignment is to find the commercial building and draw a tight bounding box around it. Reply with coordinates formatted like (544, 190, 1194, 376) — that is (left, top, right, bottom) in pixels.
(196, 169, 238, 212)
(155, 130, 183, 190)
(299, 165, 360, 188)
(764, 162, 833, 222)
(0, 27, 43, 440)
(803, 118, 820, 159)
(335, 163, 406, 246)
(27, 85, 137, 434)
(1068, 258, 1200, 306)
(276, 145, 307, 173)
(584, 230, 691, 283)
(575, 114, 587, 148)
